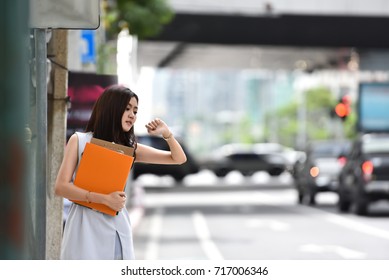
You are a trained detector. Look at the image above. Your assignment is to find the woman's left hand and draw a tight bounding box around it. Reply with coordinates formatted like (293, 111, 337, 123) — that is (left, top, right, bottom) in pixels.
(145, 118, 171, 138)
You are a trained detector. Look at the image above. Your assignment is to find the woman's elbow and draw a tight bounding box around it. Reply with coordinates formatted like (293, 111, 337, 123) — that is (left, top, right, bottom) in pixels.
(54, 181, 64, 197)
(178, 155, 187, 165)
(54, 185, 61, 197)
(172, 155, 187, 165)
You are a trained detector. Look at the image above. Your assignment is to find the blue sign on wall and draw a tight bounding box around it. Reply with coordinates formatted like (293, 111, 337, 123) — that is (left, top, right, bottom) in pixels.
(81, 30, 96, 64)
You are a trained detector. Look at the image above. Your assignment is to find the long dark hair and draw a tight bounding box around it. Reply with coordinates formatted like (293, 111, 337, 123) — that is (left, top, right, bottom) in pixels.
(85, 85, 138, 148)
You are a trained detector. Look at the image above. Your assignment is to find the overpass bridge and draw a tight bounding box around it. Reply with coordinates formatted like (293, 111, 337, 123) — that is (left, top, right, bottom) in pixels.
(153, 0, 389, 48)
(139, 0, 389, 70)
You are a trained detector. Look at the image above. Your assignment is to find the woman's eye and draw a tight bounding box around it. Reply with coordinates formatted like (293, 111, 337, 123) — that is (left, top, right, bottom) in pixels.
(134, 111, 138, 115)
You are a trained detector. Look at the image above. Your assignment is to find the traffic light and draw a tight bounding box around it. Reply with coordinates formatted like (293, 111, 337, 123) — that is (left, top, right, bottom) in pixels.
(334, 95, 351, 121)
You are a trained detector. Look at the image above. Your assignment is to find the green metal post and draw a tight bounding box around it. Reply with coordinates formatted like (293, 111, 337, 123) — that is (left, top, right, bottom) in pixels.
(0, 0, 30, 259)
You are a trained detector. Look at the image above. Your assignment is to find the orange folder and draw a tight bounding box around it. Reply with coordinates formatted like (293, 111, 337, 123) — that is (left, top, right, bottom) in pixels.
(71, 140, 135, 216)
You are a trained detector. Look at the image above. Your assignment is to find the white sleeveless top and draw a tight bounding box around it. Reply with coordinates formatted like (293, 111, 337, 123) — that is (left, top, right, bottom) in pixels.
(60, 132, 135, 260)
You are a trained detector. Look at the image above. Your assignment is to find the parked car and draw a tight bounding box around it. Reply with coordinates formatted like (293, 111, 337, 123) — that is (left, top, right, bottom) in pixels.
(337, 133, 389, 215)
(200, 143, 288, 177)
(132, 135, 200, 182)
(293, 139, 351, 205)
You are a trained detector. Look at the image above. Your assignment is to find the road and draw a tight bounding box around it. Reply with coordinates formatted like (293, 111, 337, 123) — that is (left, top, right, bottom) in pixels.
(132, 171, 389, 260)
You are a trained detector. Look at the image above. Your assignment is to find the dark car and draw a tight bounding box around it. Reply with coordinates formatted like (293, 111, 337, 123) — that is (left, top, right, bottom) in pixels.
(293, 139, 351, 205)
(132, 135, 200, 182)
(200, 143, 288, 177)
(337, 133, 389, 215)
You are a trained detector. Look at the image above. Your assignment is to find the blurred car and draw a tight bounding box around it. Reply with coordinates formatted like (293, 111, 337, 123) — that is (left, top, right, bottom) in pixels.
(293, 139, 351, 205)
(200, 143, 288, 177)
(337, 133, 389, 215)
(132, 135, 200, 182)
(253, 142, 305, 172)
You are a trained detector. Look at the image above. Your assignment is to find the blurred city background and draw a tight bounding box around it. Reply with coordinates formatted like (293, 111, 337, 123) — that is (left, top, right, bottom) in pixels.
(2, 0, 389, 260)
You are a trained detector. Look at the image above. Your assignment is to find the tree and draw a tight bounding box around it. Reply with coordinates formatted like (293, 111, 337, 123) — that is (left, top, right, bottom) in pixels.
(103, 0, 174, 39)
(263, 86, 356, 148)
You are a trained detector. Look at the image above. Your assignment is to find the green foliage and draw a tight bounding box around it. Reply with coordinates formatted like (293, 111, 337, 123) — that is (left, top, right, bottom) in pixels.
(305, 86, 335, 109)
(96, 42, 117, 74)
(238, 116, 258, 144)
(277, 104, 299, 143)
(104, 0, 174, 39)
(263, 101, 299, 147)
(264, 86, 357, 148)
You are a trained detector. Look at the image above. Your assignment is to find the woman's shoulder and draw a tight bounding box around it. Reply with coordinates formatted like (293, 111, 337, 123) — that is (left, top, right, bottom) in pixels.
(65, 133, 78, 151)
(73, 131, 93, 142)
(67, 131, 92, 146)
(74, 131, 93, 137)
(67, 133, 78, 143)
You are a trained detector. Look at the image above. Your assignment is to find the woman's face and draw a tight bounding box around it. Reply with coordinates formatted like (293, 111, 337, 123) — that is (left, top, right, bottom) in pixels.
(121, 97, 138, 132)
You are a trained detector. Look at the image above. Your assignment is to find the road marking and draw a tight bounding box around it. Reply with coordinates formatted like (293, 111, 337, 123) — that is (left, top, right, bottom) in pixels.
(192, 211, 224, 260)
(300, 243, 366, 259)
(245, 218, 290, 231)
(257, 190, 389, 241)
(144, 208, 164, 260)
(324, 213, 389, 241)
(144, 189, 297, 207)
(144, 189, 389, 241)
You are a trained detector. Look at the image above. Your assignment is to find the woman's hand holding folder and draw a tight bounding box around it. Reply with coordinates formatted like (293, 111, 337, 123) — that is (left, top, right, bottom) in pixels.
(103, 191, 127, 212)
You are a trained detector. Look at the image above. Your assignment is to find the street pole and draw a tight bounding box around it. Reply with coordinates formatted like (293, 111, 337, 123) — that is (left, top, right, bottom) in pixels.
(47, 29, 68, 259)
(34, 28, 47, 259)
(296, 72, 307, 151)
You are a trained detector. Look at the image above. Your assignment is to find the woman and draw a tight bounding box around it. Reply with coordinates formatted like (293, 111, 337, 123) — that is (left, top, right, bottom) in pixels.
(54, 85, 187, 259)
